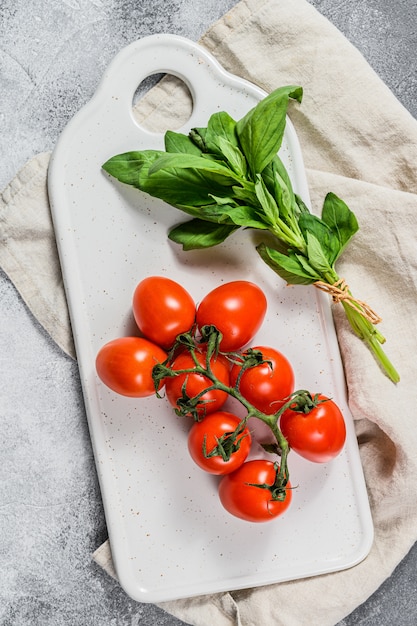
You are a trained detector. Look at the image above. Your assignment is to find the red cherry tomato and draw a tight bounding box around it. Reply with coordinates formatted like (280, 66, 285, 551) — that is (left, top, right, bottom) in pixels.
(230, 345, 294, 414)
(279, 394, 346, 463)
(218, 460, 292, 522)
(132, 276, 196, 349)
(164, 350, 230, 417)
(196, 281, 267, 351)
(95, 336, 167, 397)
(187, 411, 252, 475)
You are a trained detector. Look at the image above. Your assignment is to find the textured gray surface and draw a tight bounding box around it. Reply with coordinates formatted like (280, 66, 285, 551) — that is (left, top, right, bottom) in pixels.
(1, 1, 417, 625)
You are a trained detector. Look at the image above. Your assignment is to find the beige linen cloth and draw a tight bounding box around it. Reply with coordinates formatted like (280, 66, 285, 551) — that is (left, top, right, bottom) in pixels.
(2, 0, 417, 624)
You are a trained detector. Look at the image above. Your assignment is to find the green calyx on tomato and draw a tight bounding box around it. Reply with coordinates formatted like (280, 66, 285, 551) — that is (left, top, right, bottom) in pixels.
(202, 419, 249, 463)
(187, 411, 252, 475)
(279, 391, 346, 463)
(157, 347, 231, 420)
(246, 461, 289, 501)
(230, 345, 295, 414)
(282, 390, 328, 414)
(218, 460, 292, 522)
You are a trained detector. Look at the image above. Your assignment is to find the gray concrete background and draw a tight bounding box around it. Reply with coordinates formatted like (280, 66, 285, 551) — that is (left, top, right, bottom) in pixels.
(1, 1, 416, 624)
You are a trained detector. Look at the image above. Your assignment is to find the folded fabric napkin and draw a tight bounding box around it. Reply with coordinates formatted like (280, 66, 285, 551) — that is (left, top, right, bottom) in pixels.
(2, 0, 417, 624)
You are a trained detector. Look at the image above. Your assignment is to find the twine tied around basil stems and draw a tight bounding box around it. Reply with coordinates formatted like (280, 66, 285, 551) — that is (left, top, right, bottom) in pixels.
(314, 279, 382, 325)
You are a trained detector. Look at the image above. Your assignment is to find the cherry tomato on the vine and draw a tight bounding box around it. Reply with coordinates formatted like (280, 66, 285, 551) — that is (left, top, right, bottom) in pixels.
(164, 350, 230, 417)
(133, 276, 196, 349)
(279, 394, 346, 463)
(95, 336, 167, 398)
(196, 281, 267, 352)
(218, 459, 292, 522)
(230, 345, 294, 414)
(187, 411, 252, 475)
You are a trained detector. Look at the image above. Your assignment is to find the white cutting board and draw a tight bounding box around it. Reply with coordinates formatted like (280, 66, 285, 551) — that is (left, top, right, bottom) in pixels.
(47, 34, 373, 603)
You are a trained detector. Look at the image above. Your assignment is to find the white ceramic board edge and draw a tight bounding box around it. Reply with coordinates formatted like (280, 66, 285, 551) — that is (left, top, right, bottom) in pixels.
(47, 34, 374, 603)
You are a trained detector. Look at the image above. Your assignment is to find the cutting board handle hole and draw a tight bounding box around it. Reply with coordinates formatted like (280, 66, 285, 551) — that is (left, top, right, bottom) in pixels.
(132, 73, 193, 133)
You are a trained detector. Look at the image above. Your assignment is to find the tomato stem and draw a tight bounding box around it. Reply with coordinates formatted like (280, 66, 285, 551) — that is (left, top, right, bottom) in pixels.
(203, 421, 250, 462)
(153, 325, 298, 497)
(247, 461, 290, 501)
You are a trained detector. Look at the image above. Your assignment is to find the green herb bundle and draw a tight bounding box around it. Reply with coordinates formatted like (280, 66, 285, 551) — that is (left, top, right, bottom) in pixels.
(102, 85, 399, 383)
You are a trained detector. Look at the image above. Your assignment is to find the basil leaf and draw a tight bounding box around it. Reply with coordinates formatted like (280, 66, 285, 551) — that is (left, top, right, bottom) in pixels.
(294, 251, 323, 278)
(197, 111, 240, 160)
(232, 183, 260, 208)
(208, 194, 239, 207)
(272, 155, 295, 201)
(176, 201, 266, 230)
(236, 85, 303, 176)
(148, 153, 241, 185)
(299, 213, 340, 266)
(198, 203, 238, 222)
(255, 175, 280, 225)
(220, 205, 270, 230)
(321, 192, 359, 261)
(102, 150, 225, 210)
(102, 150, 165, 187)
(189, 127, 208, 151)
(262, 155, 295, 222)
(169, 219, 238, 250)
(154, 172, 232, 206)
(257, 243, 317, 285)
(207, 111, 238, 147)
(165, 130, 202, 155)
(294, 194, 311, 217)
(305, 231, 334, 275)
(159, 199, 237, 225)
(216, 136, 248, 177)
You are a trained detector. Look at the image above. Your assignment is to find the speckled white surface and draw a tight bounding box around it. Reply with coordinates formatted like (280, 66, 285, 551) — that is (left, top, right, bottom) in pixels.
(1, 1, 417, 625)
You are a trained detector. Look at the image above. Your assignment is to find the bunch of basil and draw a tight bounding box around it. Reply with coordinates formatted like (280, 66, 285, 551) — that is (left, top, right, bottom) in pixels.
(103, 85, 399, 383)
